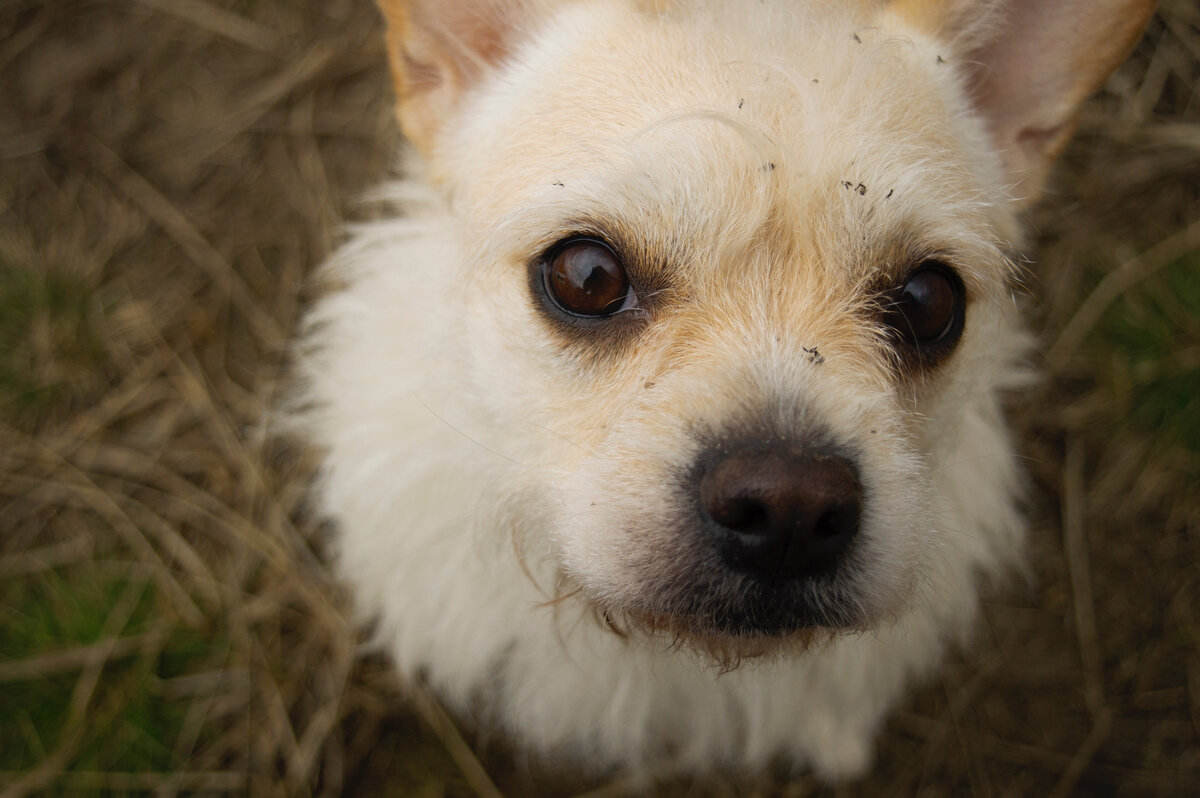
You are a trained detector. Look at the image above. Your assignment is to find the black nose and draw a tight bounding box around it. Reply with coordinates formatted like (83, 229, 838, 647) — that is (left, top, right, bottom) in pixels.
(698, 446, 862, 579)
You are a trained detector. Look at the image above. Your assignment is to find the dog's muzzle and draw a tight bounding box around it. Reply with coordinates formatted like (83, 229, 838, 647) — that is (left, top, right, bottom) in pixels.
(629, 435, 869, 639)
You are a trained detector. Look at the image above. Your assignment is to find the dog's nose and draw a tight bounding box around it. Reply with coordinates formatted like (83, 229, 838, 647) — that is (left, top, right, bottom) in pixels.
(698, 447, 861, 579)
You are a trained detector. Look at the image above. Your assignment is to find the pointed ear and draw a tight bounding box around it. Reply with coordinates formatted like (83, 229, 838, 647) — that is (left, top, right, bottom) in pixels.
(892, 0, 1157, 203)
(376, 0, 548, 155)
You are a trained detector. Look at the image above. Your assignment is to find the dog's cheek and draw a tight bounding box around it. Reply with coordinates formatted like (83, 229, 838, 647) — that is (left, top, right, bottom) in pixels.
(452, 254, 579, 431)
(445, 252, 657, 552)
(549, 416, 699, 602)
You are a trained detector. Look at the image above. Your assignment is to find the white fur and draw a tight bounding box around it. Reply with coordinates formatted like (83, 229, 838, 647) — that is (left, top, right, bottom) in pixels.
(297, 0, 1036, 781)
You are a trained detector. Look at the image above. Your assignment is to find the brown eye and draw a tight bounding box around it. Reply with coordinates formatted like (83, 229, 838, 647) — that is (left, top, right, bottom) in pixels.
(887, 262, 965, 348)
(543, 238, 632, 317)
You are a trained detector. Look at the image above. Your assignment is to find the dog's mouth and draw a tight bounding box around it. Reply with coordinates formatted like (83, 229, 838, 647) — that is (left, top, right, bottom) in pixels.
(592, 598, 852, 668)
(558, 549, 872, 666)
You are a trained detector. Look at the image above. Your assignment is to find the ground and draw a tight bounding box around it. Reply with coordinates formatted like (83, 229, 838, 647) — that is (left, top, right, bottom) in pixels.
(0, 1, 1197, 796)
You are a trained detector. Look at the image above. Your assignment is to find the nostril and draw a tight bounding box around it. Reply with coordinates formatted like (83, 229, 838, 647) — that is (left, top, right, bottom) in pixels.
(707, 494, 769, 533)
(815, 504, 859, 539)
(697, 445, 862, 579)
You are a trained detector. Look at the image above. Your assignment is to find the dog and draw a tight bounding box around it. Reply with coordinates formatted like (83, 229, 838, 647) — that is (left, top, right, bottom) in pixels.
(296, 0, 1155, 781)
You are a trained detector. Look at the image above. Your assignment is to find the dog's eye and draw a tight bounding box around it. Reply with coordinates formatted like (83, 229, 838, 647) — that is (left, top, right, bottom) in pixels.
(543, 238, 633, 317)
(886, 262, 965, 348)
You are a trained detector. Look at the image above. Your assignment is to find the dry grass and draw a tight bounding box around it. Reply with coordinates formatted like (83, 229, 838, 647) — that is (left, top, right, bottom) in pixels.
(0, 1, 1196, 796)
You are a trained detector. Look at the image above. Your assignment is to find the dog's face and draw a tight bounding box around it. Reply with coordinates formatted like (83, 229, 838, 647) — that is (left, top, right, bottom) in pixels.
(447, 5, 1017, 644)
(376, 0, 1154, 654)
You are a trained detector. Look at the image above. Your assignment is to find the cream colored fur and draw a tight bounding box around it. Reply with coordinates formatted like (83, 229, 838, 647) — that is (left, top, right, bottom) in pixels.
(296, 0, 1152, 781)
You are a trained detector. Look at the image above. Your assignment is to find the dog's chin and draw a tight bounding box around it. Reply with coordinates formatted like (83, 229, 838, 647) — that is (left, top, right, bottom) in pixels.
(596, 603, 848, 671)
(572, 570, 876, 669)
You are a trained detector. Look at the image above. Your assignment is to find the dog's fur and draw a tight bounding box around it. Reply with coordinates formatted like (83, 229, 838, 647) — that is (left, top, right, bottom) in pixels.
(296, 0, 1154, 781)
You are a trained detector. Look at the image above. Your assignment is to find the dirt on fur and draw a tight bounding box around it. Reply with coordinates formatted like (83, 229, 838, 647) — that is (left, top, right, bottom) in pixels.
(0, 1, 1196, 796)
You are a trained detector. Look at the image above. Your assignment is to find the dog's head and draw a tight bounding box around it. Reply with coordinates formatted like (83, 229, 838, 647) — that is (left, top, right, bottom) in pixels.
(376, 0, 1153, 655)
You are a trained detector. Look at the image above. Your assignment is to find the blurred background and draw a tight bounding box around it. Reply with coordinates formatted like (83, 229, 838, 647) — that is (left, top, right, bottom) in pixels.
(0, 1, 1196, 796)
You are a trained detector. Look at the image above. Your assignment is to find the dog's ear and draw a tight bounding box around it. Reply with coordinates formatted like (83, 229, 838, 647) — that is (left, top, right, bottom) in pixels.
(376, 0, 549, 155)
(891, 0, 1157, 203)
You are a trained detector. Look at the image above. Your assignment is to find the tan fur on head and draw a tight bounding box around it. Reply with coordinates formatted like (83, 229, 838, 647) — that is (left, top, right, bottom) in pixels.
(301, 0, 1155, 781)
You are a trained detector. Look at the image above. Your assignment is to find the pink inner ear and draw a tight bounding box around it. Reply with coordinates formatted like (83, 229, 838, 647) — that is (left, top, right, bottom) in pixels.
(402, 51, 443, 93)
(409, 0, 525, 80)
(970, 2, 1077, 136)
(380, 0, 539, 153)
(1013, 124, 1065, 156)
(959, 0, 1156, 200)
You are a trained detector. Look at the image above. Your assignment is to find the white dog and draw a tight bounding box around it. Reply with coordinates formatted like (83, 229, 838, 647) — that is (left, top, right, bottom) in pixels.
(297, 0, 1154, 781)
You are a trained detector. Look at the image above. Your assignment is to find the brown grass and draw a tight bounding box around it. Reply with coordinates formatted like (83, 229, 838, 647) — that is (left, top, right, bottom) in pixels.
(0, 1, 1196, 796)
